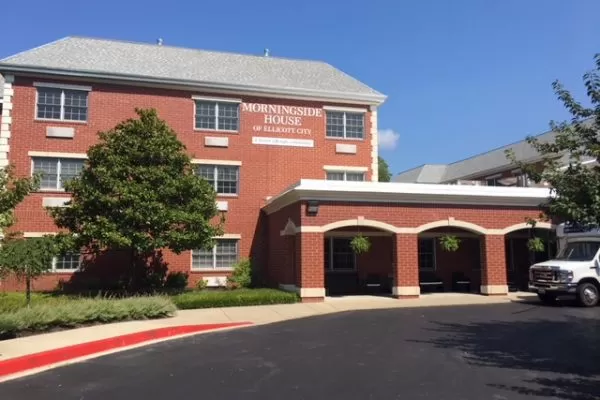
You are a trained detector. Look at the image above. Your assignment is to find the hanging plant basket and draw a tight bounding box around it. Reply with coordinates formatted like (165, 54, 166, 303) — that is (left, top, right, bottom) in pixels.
(350, 234, 371, 255)
(527, 237, 545, 253)
(439, 235, 461, 252)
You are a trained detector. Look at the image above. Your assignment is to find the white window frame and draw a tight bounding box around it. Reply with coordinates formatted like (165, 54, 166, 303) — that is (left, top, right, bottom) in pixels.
(195, 164, 240, 196)
(325, 170, 366, 181)
(325, 237, 357, 272)
(418, 238, 437, 271)
(193, 97, 241, 133)
(191, 238, 240, 271)
(325, 110, 365, 140)
(50, 253, 81, 273)
(34, 82, 91, 123)
(31, 156, 86, 192)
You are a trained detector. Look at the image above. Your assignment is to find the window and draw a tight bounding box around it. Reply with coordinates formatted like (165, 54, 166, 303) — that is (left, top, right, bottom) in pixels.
(326, 171, 365, 181)
(324, 237, 356, 271)
(418, 238, 436, 271)
(195, 101, 239, 131)
(51, 253, 81, 272)
(192, 239, 239, 269)
(326, 111, 364, 139)
(196, 165, 239, 195)
(32, 157, 85, 190)
(37, 87, 88, 122)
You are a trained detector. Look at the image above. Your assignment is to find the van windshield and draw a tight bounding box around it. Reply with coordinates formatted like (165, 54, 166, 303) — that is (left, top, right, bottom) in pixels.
(555, 241, 600, 261)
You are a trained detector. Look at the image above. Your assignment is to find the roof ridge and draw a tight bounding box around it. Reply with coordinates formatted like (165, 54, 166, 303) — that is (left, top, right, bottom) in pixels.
(63, 35, 330, 65)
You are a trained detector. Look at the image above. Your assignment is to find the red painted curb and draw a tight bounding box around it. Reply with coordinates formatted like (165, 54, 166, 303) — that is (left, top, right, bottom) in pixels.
(0, 322, 252, 378)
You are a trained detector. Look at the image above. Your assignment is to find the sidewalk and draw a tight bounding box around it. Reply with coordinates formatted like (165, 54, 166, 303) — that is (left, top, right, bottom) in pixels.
(0, 292, 535, 362)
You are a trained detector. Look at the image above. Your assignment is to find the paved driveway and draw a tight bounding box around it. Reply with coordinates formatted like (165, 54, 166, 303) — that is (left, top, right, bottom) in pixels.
(1, 301, 599, 400)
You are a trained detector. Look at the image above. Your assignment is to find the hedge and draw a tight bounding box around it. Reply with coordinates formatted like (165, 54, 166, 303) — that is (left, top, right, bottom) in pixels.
(0, 292, 60, 313)
(172, 288, 298, 310)
(0, 296, 176, 338)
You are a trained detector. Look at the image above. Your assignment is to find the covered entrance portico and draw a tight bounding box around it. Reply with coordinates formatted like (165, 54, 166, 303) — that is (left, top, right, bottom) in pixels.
(265, 180, 551, 302)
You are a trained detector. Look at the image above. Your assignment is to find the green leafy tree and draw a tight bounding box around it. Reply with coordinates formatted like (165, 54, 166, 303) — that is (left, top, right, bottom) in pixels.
(0, 236, 57, 306)
(507, 54, 600, 226)
(0, 165, 40, 233)
(378, 156, 392, 182)
(51, 109, 223, 284)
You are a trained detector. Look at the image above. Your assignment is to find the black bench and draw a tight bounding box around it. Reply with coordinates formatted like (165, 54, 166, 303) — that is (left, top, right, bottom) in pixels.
(451, 272, 472, 292)
(419, 271, 444, 293)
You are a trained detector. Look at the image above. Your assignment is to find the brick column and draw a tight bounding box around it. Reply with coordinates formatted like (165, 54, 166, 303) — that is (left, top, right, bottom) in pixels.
(295, 231, 325, 302)
(481, 235, 508, 295)
(392, 233, 420, 298)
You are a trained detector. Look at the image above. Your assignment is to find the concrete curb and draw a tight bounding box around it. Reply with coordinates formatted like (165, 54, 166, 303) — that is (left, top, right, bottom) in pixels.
(0, 322, 251, 380)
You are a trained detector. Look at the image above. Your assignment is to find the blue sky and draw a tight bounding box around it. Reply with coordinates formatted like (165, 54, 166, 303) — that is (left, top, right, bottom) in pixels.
(2, 0, 598, 175)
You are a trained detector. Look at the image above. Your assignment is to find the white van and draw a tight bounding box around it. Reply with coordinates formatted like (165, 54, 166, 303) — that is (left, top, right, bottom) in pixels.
(529, 222, 600, 307)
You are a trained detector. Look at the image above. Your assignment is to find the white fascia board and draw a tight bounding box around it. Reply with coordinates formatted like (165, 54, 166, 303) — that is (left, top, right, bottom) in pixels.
(262, 179, 551, 214)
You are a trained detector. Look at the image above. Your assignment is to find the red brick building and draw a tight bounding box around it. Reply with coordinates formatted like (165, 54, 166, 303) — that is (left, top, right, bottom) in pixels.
(0, 37, 552, 300)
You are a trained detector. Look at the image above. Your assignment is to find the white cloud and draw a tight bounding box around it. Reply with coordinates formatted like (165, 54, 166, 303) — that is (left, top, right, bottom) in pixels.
(377, 129, 400, 150)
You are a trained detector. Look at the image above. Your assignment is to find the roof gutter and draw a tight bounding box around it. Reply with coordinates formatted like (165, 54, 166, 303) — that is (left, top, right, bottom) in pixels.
(0, 64, 387, 106)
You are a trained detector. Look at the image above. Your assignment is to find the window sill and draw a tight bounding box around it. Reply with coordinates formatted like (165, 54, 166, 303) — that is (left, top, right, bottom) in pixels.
(193, 128, 239, 135)
(35, 118, 88, 125)
(47, 270, 79, 274)
(190, 268, 234, 272)
(37, 189, 68, 193)
(216, 194, 239, 198)
(325, 136, 364, 142)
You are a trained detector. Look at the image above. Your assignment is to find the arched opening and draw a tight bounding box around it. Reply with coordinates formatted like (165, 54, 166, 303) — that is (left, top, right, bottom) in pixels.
(324, 226, 394, 296)
(505, 227, 556, 291)
(417, 227, 483, 293)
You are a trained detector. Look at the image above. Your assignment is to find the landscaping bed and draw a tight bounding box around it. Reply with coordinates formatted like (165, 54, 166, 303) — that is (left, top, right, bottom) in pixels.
(0, 288, 298, 339)
(0, 295, 176, 339)
(171, 288, 299, 309)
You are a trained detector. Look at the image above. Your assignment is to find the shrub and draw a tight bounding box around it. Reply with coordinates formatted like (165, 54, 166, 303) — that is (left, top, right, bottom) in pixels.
(164, 271, 189, 292)
(195, 278, 208, 290)
(0, 292, 58, 313)
(171, 288, 298, 310)
(0, 296, 176, 338)
(228, 258, 252, 288)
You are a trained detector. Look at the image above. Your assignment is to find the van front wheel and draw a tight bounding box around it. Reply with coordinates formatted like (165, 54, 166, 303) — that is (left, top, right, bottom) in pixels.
(576, 283, 599, 307)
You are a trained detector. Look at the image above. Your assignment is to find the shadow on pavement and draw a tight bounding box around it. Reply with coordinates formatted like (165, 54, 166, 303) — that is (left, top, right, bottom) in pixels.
(411, 312, 600, 400)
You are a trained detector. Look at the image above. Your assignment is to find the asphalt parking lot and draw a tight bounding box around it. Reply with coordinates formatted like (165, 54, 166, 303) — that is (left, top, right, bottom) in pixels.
(1, 301, 599, 400)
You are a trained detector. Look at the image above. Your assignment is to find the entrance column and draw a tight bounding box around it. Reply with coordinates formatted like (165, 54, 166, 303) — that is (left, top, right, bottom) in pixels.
(392, 233, 420, 298)
(295, 231, 325, 302)
(481, 234, 508, 295)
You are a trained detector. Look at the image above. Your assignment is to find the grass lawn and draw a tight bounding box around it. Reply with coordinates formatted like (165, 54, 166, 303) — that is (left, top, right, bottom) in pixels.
(0, 288, 298, 338)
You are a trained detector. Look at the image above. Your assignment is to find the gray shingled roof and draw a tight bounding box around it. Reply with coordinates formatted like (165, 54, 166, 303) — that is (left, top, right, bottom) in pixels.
(0, 37, 385, 103)
(394, 121, 595, 183)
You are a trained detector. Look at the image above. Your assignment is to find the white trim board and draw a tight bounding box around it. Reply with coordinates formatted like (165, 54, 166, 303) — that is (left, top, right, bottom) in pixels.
(33, 82, 92, 91)
(191, 159, 242, 166)
(28, 151, 88, 159)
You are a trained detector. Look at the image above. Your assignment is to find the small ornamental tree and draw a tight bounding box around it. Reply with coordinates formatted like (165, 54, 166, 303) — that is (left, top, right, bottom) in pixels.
(506, 54, 600, 226)
(378, 156, 392, 182)
(0, 236, 57, 306)
(50, 109, 223, 287)
(0, 165, 40, 233)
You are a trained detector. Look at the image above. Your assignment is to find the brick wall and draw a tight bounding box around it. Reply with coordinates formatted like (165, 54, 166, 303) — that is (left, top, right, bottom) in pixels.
(4, 75, 374, 291)
(300, 201, 541, 230)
